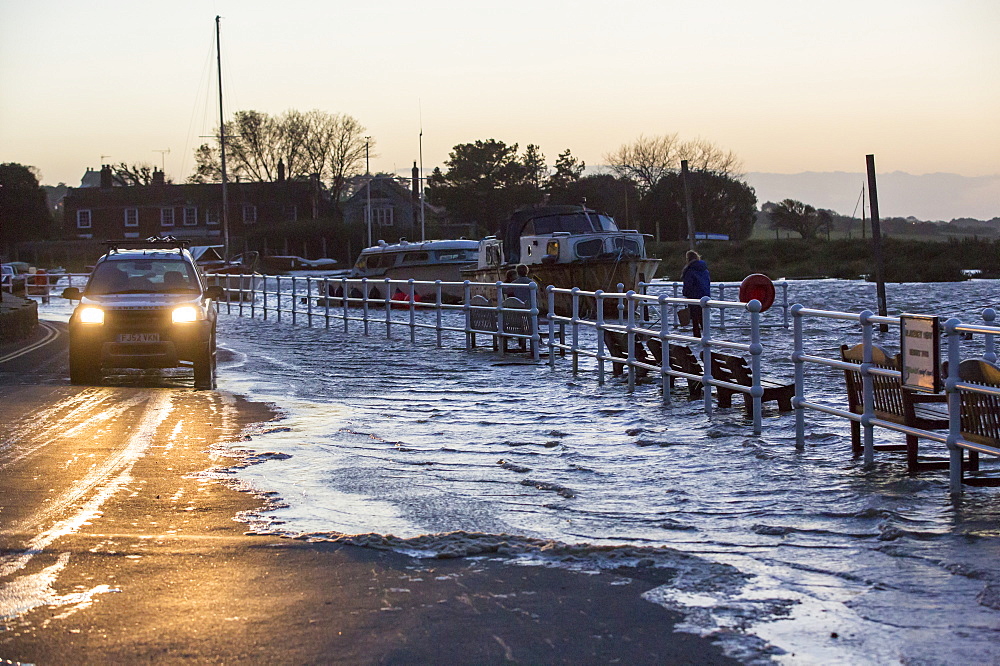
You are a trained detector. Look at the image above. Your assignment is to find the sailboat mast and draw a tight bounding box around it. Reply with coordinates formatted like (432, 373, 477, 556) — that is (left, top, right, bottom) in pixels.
(216, 15, 230, 259)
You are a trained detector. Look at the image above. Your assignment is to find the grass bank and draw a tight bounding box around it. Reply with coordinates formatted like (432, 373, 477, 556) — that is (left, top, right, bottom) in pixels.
(649, 237, 1000, 283)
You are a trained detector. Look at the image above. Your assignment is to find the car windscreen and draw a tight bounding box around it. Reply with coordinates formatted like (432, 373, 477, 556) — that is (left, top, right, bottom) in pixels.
(87, 258, 200, 295)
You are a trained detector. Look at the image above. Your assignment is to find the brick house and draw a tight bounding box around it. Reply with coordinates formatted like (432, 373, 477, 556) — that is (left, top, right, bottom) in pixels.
(62, 165, 328, 243)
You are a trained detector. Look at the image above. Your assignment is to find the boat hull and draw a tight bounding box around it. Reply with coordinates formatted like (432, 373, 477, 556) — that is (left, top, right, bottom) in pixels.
(465, 257, 661, 316)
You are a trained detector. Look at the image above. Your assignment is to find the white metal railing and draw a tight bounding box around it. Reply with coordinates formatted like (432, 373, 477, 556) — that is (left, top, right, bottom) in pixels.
(545, 286, 767, 434)
(206, 273, 774, 434)
(792, 305, 1000, 493)
(640, 279, 790, 330)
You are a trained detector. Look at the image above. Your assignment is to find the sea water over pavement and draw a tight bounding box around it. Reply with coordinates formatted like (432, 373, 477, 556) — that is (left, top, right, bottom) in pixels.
(41, 280, 1000, 663)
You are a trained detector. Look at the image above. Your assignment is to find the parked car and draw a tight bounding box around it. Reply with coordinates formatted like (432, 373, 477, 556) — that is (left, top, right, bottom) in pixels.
(61, 238, 224, 388)
(1, 263, 27, 296)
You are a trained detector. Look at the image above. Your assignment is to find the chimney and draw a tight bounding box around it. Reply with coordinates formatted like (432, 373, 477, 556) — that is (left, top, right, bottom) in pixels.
(412, 161, 419, 201)
(100, 164, 113, 189)
(152, 168, 165, 187)
(277, 158, 286, 183)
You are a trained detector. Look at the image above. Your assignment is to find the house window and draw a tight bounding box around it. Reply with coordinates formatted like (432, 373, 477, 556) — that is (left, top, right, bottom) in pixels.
(183, 206, 198, 226)
(242, 204, 257, 224)
(161, 208, 175, 226)
(124, 208, 139, 227)
(282, 204, 297, 221)
(77, 209, 92, 229)
(205, 208, 220, 225)
(373, 206, 394, 227)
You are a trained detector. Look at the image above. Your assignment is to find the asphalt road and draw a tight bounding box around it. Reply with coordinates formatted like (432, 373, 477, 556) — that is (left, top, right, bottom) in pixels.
(0, 321, 737, 665)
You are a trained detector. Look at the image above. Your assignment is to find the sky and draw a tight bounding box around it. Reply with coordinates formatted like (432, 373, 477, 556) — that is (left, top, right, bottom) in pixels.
(1, 0, 998, 203)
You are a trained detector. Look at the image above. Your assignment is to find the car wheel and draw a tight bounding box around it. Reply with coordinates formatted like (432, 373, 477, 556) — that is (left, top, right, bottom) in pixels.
(193, 332, 216, 390)
(69, 342, 101, 385)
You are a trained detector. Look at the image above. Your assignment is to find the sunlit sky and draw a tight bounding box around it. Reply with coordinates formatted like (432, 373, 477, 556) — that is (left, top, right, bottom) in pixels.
(2, 0, 997, 190)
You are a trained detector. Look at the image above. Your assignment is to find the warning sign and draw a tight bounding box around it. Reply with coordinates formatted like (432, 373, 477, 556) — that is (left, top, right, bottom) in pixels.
(900, 314, 941, 393)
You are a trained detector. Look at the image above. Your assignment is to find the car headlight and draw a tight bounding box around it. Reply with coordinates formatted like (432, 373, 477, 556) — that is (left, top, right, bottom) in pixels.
(171, 305, 200, 323)
(79, 306, 105, 324)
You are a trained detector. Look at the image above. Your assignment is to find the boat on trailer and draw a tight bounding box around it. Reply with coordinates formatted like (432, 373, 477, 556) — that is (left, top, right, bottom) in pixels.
(464, 205, 660, 315)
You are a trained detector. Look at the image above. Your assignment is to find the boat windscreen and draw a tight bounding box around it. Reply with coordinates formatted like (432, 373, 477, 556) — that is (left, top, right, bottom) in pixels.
(526, 212, 619, 235)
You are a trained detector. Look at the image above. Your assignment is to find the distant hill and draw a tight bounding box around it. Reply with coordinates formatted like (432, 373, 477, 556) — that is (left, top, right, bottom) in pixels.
(744, 171, 1000, 222)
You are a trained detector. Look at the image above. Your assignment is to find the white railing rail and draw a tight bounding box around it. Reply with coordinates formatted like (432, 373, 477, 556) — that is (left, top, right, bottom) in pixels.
(640, 279, 790, 330)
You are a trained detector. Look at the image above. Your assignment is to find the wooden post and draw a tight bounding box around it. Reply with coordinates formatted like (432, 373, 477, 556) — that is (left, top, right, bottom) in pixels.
(866, 155, 889, 332)
(681, 160, 696, 250)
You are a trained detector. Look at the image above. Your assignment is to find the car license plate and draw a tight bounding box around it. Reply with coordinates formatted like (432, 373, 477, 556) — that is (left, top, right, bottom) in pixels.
(117, 333, 160, 343)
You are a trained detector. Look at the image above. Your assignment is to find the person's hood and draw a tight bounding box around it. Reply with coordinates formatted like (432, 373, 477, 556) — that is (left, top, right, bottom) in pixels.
(687, 259, 709, 273)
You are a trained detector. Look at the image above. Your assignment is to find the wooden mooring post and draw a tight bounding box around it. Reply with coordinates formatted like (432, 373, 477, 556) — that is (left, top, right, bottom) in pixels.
(866, 154, 889, 332)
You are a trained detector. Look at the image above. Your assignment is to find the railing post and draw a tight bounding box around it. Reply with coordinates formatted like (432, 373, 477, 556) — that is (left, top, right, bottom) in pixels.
(321, 277, 329, 329)
(291, 276, 297, 326)
(596, 290, 605, 384)
(262, 275, 268, 320)
(748, 299, 763, 435)
(341, 277, 349, 334)
(700, 295, 712, 415)
(548, 286, 557, 370)
(249, 274, 256, 319)
(276, 275, 282, 323)
(626, 291, 636, 392)
(983, 308, 997, 363)
(384, 277, 392, 339)
(238, 274, 245, 317)
(791, 304, 805, 450)
(659, 295, 670, 404)
(408, 278, 416, 344)
(226, 275, 233, 315)
(859, 310, 875, 466)
(571, 287, 581, 374)
(496, 281, 505, 354)
(362, 278, 370, 336)
(529, 283, 540, 362)
(945, 318, 964, 494)
(718, 284, 727, 332)
(782, 282, 790, 328)
(435, 281, 443, 348)
(464, 281, 472, 351)
(617, 283, 625, 324)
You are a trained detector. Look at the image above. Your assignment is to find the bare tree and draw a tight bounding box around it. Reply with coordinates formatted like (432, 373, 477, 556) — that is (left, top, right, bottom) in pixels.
(111, 162, 169, 186)
(188, 109, 371, 204)
(605, 134, 743, 194)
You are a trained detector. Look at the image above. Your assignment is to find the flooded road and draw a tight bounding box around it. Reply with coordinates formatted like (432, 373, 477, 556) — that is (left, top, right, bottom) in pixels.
(213, 279, 1000, 664)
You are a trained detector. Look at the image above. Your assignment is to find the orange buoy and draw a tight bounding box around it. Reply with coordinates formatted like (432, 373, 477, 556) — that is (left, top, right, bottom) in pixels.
(739, 274, 775, 312)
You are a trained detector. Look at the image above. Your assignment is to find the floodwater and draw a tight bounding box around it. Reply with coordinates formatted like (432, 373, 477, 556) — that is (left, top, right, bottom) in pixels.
(45, 280, 1000, 662)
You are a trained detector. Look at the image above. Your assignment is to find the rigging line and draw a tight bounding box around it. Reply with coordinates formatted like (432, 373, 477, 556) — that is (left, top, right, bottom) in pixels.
(850, 184, 865, 220)
(180, 25, 218, 183)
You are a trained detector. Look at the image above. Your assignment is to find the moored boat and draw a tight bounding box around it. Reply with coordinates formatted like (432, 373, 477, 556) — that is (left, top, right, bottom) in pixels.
(464, 205, 660, 314)
(328, 238, 479, 303)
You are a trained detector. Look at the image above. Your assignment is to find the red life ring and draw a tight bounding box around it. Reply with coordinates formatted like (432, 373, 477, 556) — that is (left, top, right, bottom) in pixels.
(739, 274, 775, 312)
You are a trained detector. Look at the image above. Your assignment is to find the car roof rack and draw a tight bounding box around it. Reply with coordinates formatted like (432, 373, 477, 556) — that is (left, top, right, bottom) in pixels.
(103, 236, 191, 254)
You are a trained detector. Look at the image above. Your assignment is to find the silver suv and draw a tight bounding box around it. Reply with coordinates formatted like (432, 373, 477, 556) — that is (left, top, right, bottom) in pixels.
(62, 238, 223, 389)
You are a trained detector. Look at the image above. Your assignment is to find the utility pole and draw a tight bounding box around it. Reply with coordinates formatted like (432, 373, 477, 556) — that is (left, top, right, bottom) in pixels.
(681, 160, 696, 250)
(866, 154, 888, 331)
(365, 137, 372, 248)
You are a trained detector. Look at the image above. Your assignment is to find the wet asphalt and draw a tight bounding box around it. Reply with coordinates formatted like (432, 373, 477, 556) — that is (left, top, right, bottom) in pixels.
(0, 322, 736, 665)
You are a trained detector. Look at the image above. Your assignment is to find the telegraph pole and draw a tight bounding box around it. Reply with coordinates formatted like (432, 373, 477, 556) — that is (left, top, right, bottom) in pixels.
(681, 160, 696, 250)
(365, 137, 372, 248)
(216, 15, 230, 259)
(866, 154, 889, 331)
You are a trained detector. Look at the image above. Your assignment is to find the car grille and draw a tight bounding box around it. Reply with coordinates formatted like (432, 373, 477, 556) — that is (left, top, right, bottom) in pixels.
(104, 308, 173, 331)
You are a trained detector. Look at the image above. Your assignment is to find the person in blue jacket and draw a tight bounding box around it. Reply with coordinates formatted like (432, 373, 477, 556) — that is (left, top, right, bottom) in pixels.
(681, 250, 711, 337)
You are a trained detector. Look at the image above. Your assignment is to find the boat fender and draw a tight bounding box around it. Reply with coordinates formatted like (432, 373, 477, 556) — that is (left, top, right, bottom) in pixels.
(738, 274, 775, 312)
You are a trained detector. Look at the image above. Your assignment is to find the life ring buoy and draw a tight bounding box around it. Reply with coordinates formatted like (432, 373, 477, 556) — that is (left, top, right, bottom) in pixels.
(739, 274, 775, 312)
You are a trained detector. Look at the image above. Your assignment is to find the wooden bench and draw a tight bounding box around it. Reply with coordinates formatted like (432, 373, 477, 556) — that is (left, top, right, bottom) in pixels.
(712, 353, 794, 414)
(645, 340, 703, 398)
(841, 343, 949, 473)
(602, 330, 655, 378)
(954, 358, 1000, 486)
(469, 295, 534, 353)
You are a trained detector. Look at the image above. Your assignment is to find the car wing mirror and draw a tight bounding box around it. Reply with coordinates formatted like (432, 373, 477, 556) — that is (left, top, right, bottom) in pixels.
(62, 286, 81, 300)
(204, 285, 225, 301)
